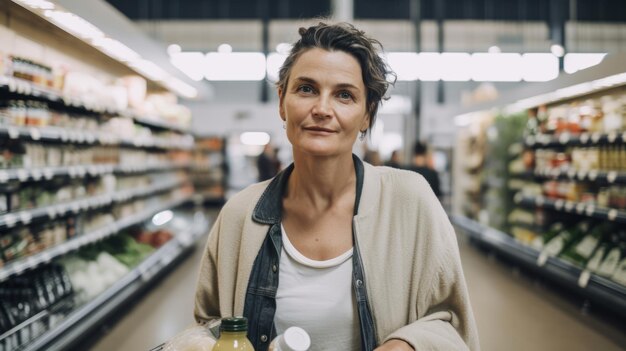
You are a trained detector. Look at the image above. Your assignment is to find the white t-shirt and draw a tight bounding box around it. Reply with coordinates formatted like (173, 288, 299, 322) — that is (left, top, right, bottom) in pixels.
(274, 224, 361, 351)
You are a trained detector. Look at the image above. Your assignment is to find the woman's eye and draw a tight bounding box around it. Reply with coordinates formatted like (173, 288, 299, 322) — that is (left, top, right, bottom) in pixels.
(297, 85, 314, 93)
(338, 91, 353, 100)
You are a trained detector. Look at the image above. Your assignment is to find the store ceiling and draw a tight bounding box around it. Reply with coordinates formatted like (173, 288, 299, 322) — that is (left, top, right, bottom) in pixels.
(105, 0, 626, 22)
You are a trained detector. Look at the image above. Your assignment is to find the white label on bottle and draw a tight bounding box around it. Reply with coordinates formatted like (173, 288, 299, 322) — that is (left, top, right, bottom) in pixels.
(4, 213, 17, 228)
(585, 205, 595, 216)
(580, 133, 590, 144)
(578, 270, 591, 288)
(608, 132, 617, 143)
(0, 171, 9, 183)
(565, 201, 575, 211)
(610, 259, 626, 286)
(586, 247, 605, 272)
(598, 248, 620, 276)
(577, 170, 587, 180)
(19, 212, 32, 225)
(591, 132, 601, 143)
(544, 235, 565, 257)
(607, 171, 617, 183)
(575, 236, 599, 258)
(608, 209, 618, 221)
(555, 199, 565, 210)
(537, 251, 550, 266)
(588, 170, 598, 181)
(559, 133, 570, 144)
(576, 203, 586, 214)
(8, 127, 19, 139)
(17, 169, 29, 182)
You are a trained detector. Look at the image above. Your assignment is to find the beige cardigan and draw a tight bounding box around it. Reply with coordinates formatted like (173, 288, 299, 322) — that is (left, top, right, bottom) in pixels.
(194, 163, 480, 350)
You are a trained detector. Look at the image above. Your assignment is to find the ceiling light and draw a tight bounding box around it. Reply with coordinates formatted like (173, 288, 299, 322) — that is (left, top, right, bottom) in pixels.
(385, 52, 420, 81)
(167, 44, 182, 56)
(240, 132, 270, 146)
(217, 44, 233, 53)
(564, 53, 606, 74)
(521, 53, 559, 82)
(266, 52, 288, 82)
(205, 52, 266, 81)
(439, 53, 472, 81)
(170, 52, 206, 81)
(471, 53, 523, 82)
(550, 44, 565, 57)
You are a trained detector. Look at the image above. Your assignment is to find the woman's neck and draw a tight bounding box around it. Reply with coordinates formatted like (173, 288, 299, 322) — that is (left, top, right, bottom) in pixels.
(287, 152, 356, 211)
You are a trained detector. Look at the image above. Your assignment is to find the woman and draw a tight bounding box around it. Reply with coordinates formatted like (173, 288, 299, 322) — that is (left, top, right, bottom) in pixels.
(194, 22, 479, 351)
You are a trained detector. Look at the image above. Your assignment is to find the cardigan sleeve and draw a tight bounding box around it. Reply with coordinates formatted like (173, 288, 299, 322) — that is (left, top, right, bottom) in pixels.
(193, 210, 223, 329)
(383, 215, 480, 350)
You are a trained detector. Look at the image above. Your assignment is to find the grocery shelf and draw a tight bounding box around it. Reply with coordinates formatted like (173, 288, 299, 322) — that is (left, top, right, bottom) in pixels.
(525, 132, 626, 148)
(0, 125, 193, 150)
(0, 75, 191, 134)
(529, 168, 626, 184)
(451, 215, 626, 318)
(0, 178, 187, 231)
(514, 194, 626, 223)
(0, 195, 192, 282)
(18, 210, 210, 351)
(0, 162, 191, 184)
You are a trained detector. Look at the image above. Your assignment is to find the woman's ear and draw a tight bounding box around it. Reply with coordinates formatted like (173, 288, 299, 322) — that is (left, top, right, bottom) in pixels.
(278, 87, 285, 119)
(361, 113, 371, 132)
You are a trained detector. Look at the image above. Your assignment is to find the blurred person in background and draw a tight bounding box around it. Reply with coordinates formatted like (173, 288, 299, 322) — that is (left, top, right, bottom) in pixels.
(194, 22, 478, 351)
(257, 142, 281, 181)
(384, 149, 403, 168)
(410, 141, 441, 198)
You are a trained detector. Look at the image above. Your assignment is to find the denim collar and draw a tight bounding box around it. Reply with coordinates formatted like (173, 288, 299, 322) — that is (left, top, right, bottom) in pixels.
(252, 154, 364, 224)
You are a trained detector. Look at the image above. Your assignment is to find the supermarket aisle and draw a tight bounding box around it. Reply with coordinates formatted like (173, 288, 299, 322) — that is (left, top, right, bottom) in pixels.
(88, 233, 209, 351)
(87, 228, 626, 351)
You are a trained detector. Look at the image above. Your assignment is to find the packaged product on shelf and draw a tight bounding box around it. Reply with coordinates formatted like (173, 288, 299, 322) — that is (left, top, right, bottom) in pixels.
(560, 222, 611, 267)
(538, 221, 589, 265)
(596, 235, 625, 277)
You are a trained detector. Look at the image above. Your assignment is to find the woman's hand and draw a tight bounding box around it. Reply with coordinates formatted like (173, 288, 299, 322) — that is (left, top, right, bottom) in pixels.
(374, 339, 414, 351)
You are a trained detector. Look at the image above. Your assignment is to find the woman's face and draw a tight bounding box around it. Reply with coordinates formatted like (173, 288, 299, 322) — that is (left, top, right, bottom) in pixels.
(279, 48, 369, 158)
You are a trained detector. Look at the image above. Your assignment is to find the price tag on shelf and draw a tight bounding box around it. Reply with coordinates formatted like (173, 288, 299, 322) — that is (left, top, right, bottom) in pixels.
(56, 204, 67, 216)
(17, 169, 29, 182)
(576, 203, 585, 214)
(558, 133, 570, 144)
(554, 199, 564, 210)
(535, 196, 544, 206)
(60, 130, 69, 142)
(47, 207, 57, 219)
(31, 169, 42, 181)
(580, 133, 590, 144)
(4, 214, 17, 228)
(565, 201, 575, 212)
(43, 168, 54, 180)
(607, 171, 617, 184)
(588, 170, 598, 181)
(608, 209, 618, 221)
(77, 132, 86, 143)
(8, 127, 19, 139)
(607, 132, 617, 143)
(29, 128, 41, 141)
(591, 132, 601, 143)
(0, 171, 9, 183)
(585, 205, 595, 216)
(19, 212, 32, 225)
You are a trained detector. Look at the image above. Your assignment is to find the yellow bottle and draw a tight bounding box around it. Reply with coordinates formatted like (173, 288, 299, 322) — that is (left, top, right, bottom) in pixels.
(213, 317, 255, 351)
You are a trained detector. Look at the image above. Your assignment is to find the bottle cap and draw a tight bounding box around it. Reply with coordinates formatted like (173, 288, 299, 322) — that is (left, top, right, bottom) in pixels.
(220, 316, 248, 332)
(279, 327, 311, 351)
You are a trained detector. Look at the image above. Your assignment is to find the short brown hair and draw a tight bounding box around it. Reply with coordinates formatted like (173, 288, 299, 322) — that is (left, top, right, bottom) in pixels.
(276, 22, 395, 133)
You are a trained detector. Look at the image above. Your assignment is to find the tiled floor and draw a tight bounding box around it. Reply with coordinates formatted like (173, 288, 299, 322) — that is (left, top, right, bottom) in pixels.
(89, 230, 626, 351)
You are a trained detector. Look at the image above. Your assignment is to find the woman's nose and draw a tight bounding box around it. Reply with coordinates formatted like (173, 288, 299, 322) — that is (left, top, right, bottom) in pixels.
(311, 95, 332, 119)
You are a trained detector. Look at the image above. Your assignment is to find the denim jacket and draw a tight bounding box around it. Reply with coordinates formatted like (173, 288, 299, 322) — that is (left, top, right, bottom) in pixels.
(243, 155, 378, 351)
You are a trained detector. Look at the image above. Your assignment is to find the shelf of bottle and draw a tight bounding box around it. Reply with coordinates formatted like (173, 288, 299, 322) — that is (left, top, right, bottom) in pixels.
(514, 193, 626, 224)
(15, 210, 210, 351)
(451, 215, 626, 318)
(527, 168, 626, 184)
(0, 125, 193, 150)
(0, 162, 191, 185)
(524, 131, 626, 148)
(0, 194, 193, 283)
(0, 178, 187, 231)
(0, 76, 191, 134)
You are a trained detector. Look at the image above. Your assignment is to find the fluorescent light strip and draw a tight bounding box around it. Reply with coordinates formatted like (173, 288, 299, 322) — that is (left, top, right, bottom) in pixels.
(240, 132, 270, 146)
(205, 52, 266, 81)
